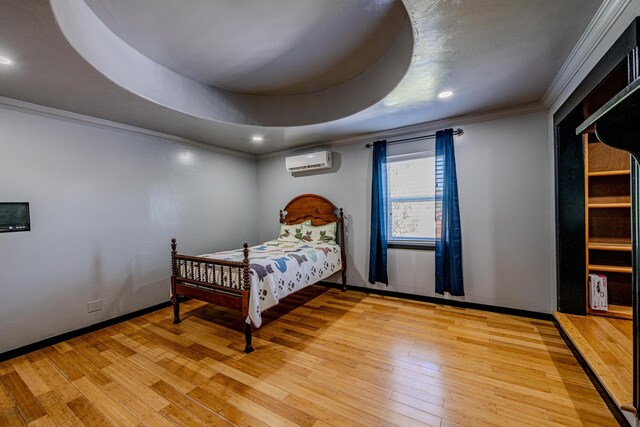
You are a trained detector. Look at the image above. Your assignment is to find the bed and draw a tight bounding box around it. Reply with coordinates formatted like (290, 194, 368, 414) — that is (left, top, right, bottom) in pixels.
(170, 194, 346, 353)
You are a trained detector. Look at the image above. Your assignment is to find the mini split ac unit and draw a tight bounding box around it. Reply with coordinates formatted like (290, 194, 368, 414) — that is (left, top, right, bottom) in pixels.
(285, 151, 332, 173)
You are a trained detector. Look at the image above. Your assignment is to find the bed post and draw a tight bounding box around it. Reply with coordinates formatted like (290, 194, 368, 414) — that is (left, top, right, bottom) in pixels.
(279, 210, 285, 224)
(339, 208, 347, 292)
(170, 238, 181, 324)
(242, 243, 254, 353)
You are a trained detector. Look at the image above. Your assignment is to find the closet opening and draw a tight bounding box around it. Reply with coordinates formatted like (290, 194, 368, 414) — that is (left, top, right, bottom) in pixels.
(554, 18, 639, 425)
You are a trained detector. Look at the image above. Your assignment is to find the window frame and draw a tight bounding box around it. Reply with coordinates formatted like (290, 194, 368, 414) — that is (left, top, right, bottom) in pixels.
(386, 150, 436, 251)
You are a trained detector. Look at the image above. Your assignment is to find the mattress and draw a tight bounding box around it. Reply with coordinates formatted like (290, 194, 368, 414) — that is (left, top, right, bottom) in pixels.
(191, 240, 342, 327)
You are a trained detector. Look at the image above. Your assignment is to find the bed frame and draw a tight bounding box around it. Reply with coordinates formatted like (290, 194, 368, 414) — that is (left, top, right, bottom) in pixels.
(170, 194, 346, 353)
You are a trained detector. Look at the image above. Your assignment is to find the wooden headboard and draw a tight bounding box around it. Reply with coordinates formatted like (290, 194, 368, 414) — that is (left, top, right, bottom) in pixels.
(280, 194, 341, 226)
(279, 193, 347, 291)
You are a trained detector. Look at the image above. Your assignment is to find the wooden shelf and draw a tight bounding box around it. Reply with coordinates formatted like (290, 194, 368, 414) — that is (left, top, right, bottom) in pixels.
(588, 237, 632, 245)
(583, 135, 633, 317)
(588, 241, 632, 251)
(588, 169, 630, 177)
(588, 202, 631, 208)
(588, 304, 633, 320)
(588, 264, 632, 273)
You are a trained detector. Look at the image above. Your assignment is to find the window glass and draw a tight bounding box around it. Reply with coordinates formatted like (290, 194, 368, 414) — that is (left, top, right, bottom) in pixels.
(387, 153, 435, 243)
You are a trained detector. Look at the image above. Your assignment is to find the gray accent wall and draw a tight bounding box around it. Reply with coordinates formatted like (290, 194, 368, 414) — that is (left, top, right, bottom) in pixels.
(257, 111, 554, 313)
(0, 107, 259, 353)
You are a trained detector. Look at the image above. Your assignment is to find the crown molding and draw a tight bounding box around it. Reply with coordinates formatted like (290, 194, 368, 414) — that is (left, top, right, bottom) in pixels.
(0, 96, 256, 160)
(542, 0, 632, 109)
(0, 95, 545, 162)
(257, 102, 546, 160)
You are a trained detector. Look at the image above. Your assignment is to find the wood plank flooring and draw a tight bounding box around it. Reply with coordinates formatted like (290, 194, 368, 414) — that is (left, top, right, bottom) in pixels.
(0, 286, 617, 426)
(554, 311, 633, 409)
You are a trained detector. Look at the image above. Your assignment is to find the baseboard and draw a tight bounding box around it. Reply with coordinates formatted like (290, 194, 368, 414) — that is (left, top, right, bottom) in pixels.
(0, 285, 553, 363)
(318, 281, 553, 321)
(553, 321, 630, 427)
(0, 301, 171, 363)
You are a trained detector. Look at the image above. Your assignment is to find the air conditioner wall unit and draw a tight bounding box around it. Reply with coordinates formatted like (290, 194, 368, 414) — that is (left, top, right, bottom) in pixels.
(285, 150, 332, 173)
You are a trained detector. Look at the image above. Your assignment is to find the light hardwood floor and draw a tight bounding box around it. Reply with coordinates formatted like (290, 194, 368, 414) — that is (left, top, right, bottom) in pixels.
(554, 311, 633, 410)
(0, 286, 617, 426)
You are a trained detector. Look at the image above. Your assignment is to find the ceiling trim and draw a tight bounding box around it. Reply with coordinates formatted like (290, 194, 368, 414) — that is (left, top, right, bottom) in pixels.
(542, 0, 632, 109)
(258, 102, 547, 160)
(0, 95, 545, 162)
(0, 95, 256, 160)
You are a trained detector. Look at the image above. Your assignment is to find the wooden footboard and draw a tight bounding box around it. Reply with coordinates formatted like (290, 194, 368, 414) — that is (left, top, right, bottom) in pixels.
(170, 239, 255, 352)
(170, 194, 347, 354)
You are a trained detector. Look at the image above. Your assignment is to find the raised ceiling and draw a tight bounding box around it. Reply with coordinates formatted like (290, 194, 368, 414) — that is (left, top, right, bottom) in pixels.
(0, 0, 603, 154)
(84, 0, 407, 96)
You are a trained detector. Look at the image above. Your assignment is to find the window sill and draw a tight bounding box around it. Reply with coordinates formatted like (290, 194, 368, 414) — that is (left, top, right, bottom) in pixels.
(388, 242, 435, 251)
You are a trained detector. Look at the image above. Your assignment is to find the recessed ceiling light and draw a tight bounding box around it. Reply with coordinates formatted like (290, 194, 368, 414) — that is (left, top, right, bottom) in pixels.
(0, 56, 13, 65)
(438, 90, 454, 99)
(251, 135, 264, 143)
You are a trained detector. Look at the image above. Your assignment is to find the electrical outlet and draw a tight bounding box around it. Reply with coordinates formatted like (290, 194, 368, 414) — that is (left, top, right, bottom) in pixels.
(88, 299, 102, 313)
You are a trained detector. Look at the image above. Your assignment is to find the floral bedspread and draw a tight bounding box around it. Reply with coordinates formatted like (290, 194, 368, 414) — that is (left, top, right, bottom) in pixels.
(197, 240, 342, 327)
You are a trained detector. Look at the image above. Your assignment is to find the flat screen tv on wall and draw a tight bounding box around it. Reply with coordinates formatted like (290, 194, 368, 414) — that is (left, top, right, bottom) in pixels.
(0, 203, 30, 233)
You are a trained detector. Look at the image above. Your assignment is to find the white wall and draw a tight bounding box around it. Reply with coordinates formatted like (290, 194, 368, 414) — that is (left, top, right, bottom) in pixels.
(0, 103, 554, 356)
(258, 110, 554, 313)
(0, 107, 259, 353)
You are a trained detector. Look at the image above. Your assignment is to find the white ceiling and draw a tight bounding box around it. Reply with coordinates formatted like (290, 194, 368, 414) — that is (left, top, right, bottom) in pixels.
(0, 0, 603, 154)
(84, 0, 406, 96)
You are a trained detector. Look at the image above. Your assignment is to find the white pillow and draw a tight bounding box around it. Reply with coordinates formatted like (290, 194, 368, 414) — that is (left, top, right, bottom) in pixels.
(300, 222, 337, 244)
(277, 220, 311, 242)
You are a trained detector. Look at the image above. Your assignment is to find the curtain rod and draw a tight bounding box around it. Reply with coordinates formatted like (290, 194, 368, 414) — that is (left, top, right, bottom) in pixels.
(365, 128, 464, 148)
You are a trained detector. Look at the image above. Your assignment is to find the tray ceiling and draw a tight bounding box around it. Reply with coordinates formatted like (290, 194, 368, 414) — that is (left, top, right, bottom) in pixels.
(0, 0, 603, 154)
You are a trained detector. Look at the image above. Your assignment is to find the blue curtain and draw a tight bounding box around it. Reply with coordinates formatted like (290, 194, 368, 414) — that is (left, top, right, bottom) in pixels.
(435, 129, 464, 295)
(368, 140, 389, 285)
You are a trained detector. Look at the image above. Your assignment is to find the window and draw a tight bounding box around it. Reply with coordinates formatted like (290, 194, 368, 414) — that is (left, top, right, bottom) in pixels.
(387, 148, 436, 249)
